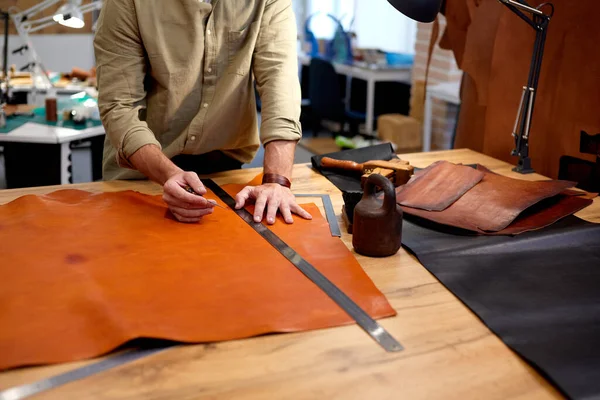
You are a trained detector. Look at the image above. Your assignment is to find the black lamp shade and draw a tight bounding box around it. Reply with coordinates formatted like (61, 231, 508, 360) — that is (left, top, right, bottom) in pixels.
(387, 0, 443, 23)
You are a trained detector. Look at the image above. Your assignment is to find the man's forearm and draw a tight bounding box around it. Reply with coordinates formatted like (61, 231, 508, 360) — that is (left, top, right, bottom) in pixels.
(129, 144, 182, 185)
(263, 140, 296, 179)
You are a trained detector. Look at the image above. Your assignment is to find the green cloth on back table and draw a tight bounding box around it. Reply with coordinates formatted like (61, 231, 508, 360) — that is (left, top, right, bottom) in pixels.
(0, 107, 103, 134)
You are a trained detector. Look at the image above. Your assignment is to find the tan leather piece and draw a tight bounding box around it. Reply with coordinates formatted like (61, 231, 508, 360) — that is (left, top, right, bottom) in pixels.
(396, 161, 484, 211)
(454, 73, 487, 153)
(439, 0, 471, 66)
(398, 163, 579, 233)
(458, 0, 503, 106)
(0, 186, 395, 371)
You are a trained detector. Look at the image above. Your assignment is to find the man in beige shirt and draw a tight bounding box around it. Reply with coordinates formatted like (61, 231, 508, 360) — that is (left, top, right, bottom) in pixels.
(94, 0, 311, 224)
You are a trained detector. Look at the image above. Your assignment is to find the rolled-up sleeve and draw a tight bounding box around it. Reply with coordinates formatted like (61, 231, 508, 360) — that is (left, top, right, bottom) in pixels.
(253, 0, 302, 145)
(94, 0, 161, 169)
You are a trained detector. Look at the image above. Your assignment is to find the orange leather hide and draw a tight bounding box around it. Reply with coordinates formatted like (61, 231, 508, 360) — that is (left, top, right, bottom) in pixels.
(0, 186, 395, 370)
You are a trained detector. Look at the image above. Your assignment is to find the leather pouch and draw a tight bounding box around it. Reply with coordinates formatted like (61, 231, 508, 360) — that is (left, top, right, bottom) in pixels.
(398, 163, 594, 234)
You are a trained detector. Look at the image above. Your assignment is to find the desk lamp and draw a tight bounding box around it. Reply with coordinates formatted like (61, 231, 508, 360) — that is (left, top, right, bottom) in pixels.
(387, 0, 554, 174)
(8, 0, 102, 89)
(53, 0, 86, 29)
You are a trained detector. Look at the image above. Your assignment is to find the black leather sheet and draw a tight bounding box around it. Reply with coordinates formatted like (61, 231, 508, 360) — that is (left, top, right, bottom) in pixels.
(402, 215, 600, 400)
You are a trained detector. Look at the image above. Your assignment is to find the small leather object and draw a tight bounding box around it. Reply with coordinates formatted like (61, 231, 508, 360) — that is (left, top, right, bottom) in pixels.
(353, 174, 403, 257)
(0, 185, 394, 370)
(262, 173, 291, 188)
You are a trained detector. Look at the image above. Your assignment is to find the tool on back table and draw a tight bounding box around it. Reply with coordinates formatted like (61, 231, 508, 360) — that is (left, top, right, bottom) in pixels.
(320, 157, 414, 187)
(184, 186, 227, 209)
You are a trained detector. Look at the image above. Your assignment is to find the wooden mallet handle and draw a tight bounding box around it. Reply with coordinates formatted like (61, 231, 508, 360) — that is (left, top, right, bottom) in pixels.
(321, 157, 363, 172)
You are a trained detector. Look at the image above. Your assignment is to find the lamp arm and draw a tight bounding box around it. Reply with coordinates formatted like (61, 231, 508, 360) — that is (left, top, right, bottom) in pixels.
(9, 12, 54, 89)
(8, 0, 103, 91)
(23, 15, 57, 33)
(78, 1, 103, 14)
(500, 2, 538, 29)
(501, 0, 545, 16)
(11, 0, 61, 23)
(22, 0, 102, 32)
(498, 0, 552, 174)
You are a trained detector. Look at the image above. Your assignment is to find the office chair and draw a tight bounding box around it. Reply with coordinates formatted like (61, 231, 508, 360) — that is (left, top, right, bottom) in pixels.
(308, 57, 365, 137)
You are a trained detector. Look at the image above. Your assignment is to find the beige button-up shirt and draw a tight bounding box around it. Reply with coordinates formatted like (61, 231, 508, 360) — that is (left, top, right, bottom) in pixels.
(94, 0, 302, 180)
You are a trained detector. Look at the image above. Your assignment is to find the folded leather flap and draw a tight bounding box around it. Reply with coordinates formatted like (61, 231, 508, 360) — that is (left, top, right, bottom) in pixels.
(396, 160, 484, 211)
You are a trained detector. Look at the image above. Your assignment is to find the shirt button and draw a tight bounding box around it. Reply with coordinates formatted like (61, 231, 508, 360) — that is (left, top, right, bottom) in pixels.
(190, 136, 196, 141)
(203, 103, 209, 108)
(207, 67, 212, 73)
(207, 29, 211, 35)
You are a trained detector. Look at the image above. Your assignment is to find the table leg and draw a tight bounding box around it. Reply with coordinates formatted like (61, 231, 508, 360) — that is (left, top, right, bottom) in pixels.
(366, 78, 375, 136)
(423, 91, 433, 152)
(60, 142, 72, 185)
(90, 135, 105, 181)
(344, 75, 352, 113)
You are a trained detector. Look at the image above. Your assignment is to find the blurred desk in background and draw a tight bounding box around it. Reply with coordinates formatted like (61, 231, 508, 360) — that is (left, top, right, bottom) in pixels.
(0, 111, 104, 188)
(299, 53, 412, 136)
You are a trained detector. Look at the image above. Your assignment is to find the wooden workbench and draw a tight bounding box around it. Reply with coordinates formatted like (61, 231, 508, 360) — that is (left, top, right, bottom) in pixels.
(1, 149, 598, 399)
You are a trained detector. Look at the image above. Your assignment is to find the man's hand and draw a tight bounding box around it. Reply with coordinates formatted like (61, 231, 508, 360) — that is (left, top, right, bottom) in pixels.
(163, 171, 214, 223)
(129, 145, 215, 223)
(235, 183, 312, 224)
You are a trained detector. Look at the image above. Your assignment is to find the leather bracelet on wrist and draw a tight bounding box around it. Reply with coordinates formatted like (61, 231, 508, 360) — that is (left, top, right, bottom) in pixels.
(262, 173, 291, 188)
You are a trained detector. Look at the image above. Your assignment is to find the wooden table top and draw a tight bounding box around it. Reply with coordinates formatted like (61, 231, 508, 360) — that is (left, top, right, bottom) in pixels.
(1, 149, 597, 399)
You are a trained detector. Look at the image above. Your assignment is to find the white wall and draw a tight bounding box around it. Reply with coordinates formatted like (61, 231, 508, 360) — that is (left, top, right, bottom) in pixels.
(1, 34, 95, 72)
(298, 0, 416, 54)
(354, 0, 417, 54)
(306, 0, 355, 38)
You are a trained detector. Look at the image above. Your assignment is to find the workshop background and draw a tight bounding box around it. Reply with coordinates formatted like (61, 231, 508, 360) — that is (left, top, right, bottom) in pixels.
(1, 1, 600, 398)
(1, 0, 596, 189)
(0, 0, 468, 189)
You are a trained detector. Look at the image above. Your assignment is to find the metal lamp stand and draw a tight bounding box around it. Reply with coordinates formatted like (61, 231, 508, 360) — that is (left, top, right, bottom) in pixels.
(499, 0, 554, 174)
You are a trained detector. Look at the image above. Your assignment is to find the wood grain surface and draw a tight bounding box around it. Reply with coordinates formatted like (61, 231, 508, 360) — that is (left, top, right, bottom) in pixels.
(1, 149, 597, 399)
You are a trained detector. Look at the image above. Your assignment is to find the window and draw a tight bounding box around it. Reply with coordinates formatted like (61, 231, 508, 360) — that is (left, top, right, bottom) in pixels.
(353, 0, 417, 54)
(297, 0, 416, 55)
(305, 0, 354, 39)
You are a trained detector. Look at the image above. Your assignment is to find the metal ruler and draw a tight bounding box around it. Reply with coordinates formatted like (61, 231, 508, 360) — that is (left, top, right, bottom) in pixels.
(0, 345, 173, 400)
(294, 193, 341, 237)
(204, 179, 403, 353)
